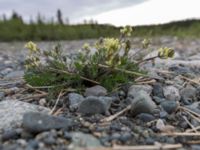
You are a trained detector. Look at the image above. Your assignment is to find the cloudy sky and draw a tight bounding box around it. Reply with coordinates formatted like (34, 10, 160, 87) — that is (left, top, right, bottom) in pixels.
(0, 0, 200, 26)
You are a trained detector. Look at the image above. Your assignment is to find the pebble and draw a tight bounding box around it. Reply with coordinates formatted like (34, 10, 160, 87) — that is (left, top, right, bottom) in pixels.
(160, 101, 178, 114)
(152, 83, 164, 98)
(0, 100, 50, 130)
(1, 129, 20, 141)
(5, 70, 24, 79)
(39, 98, 47, 106)
(84, 85, 107, 96)
(153, 96, 165, 104)
(0, 68, 13, 76)
(163, 86, 181, 101)
(68, 93, 85, 110)
(28, 140, 39, 149)
(78, 96, 113, 115)
(128, 85, 152, 99)
(130, 91, 157, 116)
(191, 145, 200, 150)
(136, 113, 156, 122)
(180, 86, 196, 104)
(168, 64, 192, 75)
(22, 112, 73, 133)
(0, 91, 5, 100)
(69, 132, 102, 148)
(186, 102, 200, 114)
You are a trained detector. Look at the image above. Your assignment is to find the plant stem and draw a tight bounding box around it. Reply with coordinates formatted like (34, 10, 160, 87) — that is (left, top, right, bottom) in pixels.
(98, 64, 146, 77)
(48, 68, 100, 85)
(137, 56, 158, 65)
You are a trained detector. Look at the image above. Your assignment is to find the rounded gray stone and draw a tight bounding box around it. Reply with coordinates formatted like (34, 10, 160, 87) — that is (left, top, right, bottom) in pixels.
(130, 91, 157, 116)
(78, 96, 113, 115)
(0, 100, 50, 131)
(84, 85, 107, 97)
(163, 86, 180, 101)
(22, 112, 73, 133)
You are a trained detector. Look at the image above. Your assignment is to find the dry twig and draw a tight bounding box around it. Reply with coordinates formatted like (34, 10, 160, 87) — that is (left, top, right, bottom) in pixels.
(182, 116, 197, 133)
(76, 143, 182, 150)
(19, 93, 48, 102)
(161, 132, 200, 136)
(180, 75, 200, 85)
(49, 91, 64, 115)
(101, 105, 131, 122)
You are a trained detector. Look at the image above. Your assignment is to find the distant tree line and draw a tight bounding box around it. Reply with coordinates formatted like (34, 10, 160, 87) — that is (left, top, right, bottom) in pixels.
(0, 9, 120, 41)
(0, 9, 200, 41)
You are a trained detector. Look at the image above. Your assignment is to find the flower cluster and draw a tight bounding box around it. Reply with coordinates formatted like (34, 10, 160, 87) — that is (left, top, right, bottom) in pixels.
(24, 41, 41, 69)
(142, 38, 151, 49)
(158, 47, 175, 59)
(25, 41, 39, 53)
(120, 25, 133, 37)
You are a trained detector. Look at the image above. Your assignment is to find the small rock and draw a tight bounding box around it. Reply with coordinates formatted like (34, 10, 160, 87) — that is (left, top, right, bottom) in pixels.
(159, 111, 168, 119)
(156, 119, 175, 133)
(68, 93, 85, 110)
(22, 112, 73, 133)
(156, 119, 165, 130)
(186, 102, 200, 114)
(0, 91, 5, 100)
(136, 113, 156, 122)
(180, 86, 196, 104)
(1, 129, 20, 141)
(163, 86, 181, 101)
(191, 145, 200, 150)
(0, 68, 13, 76)
(169, 65, 192, 75)
(152, 83, 164, 98)
(160, 101, 178, 114)
(153, 96, 165, 104)
(16, 139, 27, 147)
(28, 140, 39, 149)
(0, 100, 50, 130)
(43, 134, 56, 145)
(69, 132, 102, 148)
(5, 70, 24, 79)
(39, 98, 47, 106)
(85, 85, 107, 96)
(78, 96, 113, 115)
(128, 85, 152, 99)
(119, 132, 132, 143)
(130, 91, 157, 116)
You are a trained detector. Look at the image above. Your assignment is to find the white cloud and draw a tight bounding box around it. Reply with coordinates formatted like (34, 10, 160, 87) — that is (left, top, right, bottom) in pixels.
(88, 0, 200, 26)
(0, 0, 146, 23)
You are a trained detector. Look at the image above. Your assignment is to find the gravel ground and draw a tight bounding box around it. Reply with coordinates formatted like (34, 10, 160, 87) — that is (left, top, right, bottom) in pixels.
(1, 37, 200, 150)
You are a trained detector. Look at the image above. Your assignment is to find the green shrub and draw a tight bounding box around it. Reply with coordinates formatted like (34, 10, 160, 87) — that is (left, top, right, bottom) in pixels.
(24, 26, 174, 97)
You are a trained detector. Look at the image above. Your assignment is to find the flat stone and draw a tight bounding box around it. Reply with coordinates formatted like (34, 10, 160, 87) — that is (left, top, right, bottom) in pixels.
(68, 93, 85, 110)
(168, 65, 192, 75)
(84, 85, 107, 96)
(128, 85, 153, 99)
(180, 86, 196, 104)
(186, 102, 200, 114)
(0, 68, 13, 76)
(5, 70, 24, 79)
(69, 132, 102, 148)
(1, 129, 21, 141)
(152, 83, 164, 98)
(0, 91, 5, 101)
(78, 96, 113, 115)
(22, 112, 73, 133)
(130, 91, 157, 116)
(163, 86, 181, 101)
(136, 113, 156, 122)
(160, 101, 178, 114)
(0, 100, 50, 131)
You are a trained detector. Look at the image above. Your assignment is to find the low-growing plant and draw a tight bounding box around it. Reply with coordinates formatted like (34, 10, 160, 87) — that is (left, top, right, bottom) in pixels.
(24, 26, 174, 96)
